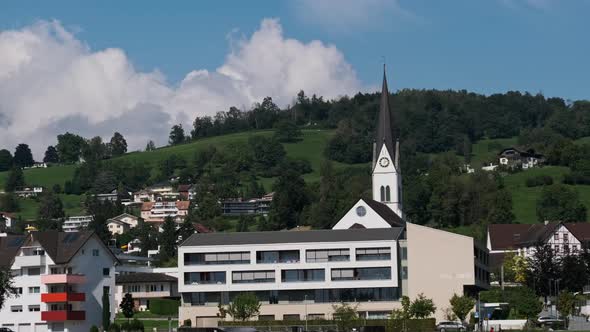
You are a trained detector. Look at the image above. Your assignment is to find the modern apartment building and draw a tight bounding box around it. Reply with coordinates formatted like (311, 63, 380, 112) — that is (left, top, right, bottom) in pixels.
(62, 215, 94, 233)
(0, 231, 118, 332)
(221, 193, 274, 216)
(140, 201, 190, 224)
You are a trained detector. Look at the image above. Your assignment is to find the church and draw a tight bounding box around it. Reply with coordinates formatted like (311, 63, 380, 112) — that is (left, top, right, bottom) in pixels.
(177, 69, 490, 326)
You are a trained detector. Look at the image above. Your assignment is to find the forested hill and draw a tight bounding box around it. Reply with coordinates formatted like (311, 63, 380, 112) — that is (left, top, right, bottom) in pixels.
(1, 89, 590, 238)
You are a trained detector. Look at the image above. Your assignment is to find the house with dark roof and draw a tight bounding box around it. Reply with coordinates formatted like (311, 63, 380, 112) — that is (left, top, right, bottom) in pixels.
(107, 213, 140, 235)
(498, 147, 545, 170)
(115, 273, 179, 312)
(487, 221, 590, 270)
(0, 231, 118, 332)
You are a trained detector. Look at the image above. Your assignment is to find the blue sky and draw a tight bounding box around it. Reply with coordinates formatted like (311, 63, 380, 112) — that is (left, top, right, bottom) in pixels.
(2, 0, 588, 100)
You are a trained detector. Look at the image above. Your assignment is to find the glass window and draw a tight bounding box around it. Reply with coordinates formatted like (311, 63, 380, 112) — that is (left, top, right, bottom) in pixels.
(92, 249, 100, 256)
(331, 267, 391, 281)
(11, 306, 23, 312)
(103, 268, 110, 276)
(27, 267, 41, 276)
(356, 247, 391, 261)
(306, 249, 349, 262)
(184, 272, 226, 285)
(28, 305, 40, 312)
(184, 252, 250, 265)
(356, 206, 367, 217)
(281, 269, 325, 282)
(28, 287, 40, 294)
(232, 270, 275, 283)
(256, 250, 300, 264)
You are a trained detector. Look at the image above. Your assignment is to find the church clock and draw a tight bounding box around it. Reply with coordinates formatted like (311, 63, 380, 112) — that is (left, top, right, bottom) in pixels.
(379, 157, 390, 167)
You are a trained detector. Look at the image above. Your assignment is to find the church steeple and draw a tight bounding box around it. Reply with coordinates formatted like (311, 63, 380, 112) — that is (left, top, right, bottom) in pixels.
(375, 65, 395, 163)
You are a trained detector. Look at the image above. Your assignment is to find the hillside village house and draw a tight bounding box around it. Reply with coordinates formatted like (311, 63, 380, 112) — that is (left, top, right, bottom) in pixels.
(221, 193, 274, 216)
(62, 215, 94, 233)
(178, 184, 197, 201)
(106, 213, 140, 235)
(14, 186, 44, 198)
(498, 148, 544, 170)
(141, 201, 190, 223)
(1, 211, 15, 229)
(133, 182, 179, 203)
(0, 231, 118, 332)
(487, 221, 590, 270)
(177, 70, 489, 327)
(115, 273, 179, 312)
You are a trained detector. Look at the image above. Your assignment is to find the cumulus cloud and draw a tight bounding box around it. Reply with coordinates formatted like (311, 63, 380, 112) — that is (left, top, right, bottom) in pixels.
(0, 19, 362, 158)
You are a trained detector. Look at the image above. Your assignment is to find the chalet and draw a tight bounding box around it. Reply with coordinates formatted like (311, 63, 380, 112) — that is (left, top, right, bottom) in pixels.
(115, 273, 179, 312)
(498, 148, 544, 170)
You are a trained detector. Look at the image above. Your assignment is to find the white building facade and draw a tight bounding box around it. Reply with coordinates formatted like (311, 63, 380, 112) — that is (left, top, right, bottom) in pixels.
(62, 216, 94, 233)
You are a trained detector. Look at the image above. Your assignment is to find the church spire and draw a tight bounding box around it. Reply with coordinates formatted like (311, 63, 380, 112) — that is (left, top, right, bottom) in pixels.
(375, 65, 395, 161)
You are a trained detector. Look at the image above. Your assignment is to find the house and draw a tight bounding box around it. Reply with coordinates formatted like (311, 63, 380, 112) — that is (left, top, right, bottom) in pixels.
(221, 193, 274, 216)
(177, 69, 488, 326)
(0, 230, 118, 332)
(1, 212, 15, 229)
(178, 184, 197, 201)
(115, 273, 179, 312)
(133, 182, 179, 203)
(23, 162, 48, 170)
(106, 214, 139, 235)
(498, 148, 544, 170)
(14, 186, 44, 198)
(486, 221, 590, 270)
(140, 201, 190, 223)
(62, 215, 94, 233)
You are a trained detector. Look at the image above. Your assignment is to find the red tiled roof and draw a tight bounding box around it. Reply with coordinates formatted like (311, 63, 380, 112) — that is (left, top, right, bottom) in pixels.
(141, 202, 155, 211)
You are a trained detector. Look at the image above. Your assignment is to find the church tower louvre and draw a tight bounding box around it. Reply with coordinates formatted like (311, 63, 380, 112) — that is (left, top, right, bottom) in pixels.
(372, 66, 403, 218)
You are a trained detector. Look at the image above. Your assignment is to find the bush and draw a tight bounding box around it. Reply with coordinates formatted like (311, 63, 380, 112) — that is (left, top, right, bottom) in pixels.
(563, 172, 590, 185)
(183, 319, 192, 327)
(525, 174, 553, 187)
(89, 326, 99, 332)
(108, 323, 121, 332)
(149, 298, 180, 316)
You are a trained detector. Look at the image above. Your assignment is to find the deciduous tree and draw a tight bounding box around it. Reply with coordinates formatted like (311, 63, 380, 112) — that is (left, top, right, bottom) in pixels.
(0, 149, 13, 171)
(43, 146, 59, 163)
(449, 293, 475, 323)
(110, 132, 128, 156)
(13, 144, 34, 168)
(227, 293, 261, 321)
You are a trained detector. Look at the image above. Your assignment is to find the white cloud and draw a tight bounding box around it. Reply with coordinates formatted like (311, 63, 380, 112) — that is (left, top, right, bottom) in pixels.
(292, 0, 420, 31)
(0, 19, 362, 158)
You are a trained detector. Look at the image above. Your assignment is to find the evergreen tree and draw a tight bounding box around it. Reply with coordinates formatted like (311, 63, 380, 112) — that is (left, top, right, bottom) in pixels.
(43, 146, 59, 163)
(36, 191, 65, 230)
(177, 217, 195, 243)
(5, 167, 25, 192)
(119, 293, 135, 322)
(0, 193, 19, 213)
(137, 219, 157, 256)
(169, 124, 186, 145)
(110, 132, 128, 156)
(273, 119, 302, 142)
(0, 149, 13, 171)
(85, 196, 121, 242)
(268, 170, 309, 230)
(145, 140, 156, 151)
(159, 216, 177, 262)
(487, 189, 515, 224)
(526, 243, 560, 297)
(102, 287, 111, 330)
(13, 144, 34, 168)
(0, 267, 18, 310)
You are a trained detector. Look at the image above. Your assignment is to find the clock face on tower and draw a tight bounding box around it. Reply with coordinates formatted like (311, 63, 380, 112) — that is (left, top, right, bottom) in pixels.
(379, 157, 390, 167)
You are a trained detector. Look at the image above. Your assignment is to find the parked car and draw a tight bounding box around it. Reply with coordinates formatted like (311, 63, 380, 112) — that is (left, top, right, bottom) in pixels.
(436, 321, 466, 332)
(537, 316, 563, 328)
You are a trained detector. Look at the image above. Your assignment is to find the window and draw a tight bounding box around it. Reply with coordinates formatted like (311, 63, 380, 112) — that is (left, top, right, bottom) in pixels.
(103, 286, 110, 295)
(385, 186, 391, 202)
(28, 305, 40, 312)
(380, 186, 385, 201)
(331, 267, 391, 281)
(92, 249, 100, 256)
(32, 248, 45, 256)
(554, 232, 559, 240)
(103, 268, 110, 276)
(401, 266, 408, 280)
(28, 287, 40, 294)
(16, 287, 23, 294)
(284, 314, 300, 320)
(11, 306, 23, 312)
(356, 247, 391, 261)
(81, 249, 85, 255)
(306, 249, 349, 262)
(356, 206, 366, 217)
(184, 252, 250, 265)
(27, 267, 41, 276)
(256, 250, 300, 264)
(147, 284, 159, 292)
(232, 271, 275, 284)
(124, 284, 141, 293)
(281, 269, 325, 282)
(184, 272, 226, 285)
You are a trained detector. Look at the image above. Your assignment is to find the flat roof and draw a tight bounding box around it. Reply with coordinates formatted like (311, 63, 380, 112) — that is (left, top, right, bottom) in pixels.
(181, 228, 403, 247)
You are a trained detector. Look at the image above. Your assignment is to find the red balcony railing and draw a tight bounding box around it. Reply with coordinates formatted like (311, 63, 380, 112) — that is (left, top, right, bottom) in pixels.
(41, 310, 85, 321)
(41, 292, 85, 302)
(41, 274, 86, 284)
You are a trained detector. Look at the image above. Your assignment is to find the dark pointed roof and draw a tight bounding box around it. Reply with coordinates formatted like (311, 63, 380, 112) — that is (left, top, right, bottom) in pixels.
(363, 198, 405, 227)
(376, 67, 395, 159)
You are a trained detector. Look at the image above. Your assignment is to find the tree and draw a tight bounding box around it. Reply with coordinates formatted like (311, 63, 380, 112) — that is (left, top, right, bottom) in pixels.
(0, 149, 13, 171)
(557, 291, 575, 325)
(177, 217, 195, 243)
(82, 136, 107, 162)
(13, 144, 34, 168)
(37, 191, 65, 230)
(102, 287, 111, 330)
(56, 132, 86, 163)
(226, 293, 261, 321)
(273, 119, 302, 142)
(119, 293, 135, 322)
(137, 220, 158, 256)
(145, 140, 156, 151)
(0, 193, 19, 213)
(487, 189, 515, 224)
(4, 167, 25, 192)
(332, 302, 360, 331)
(536, 184, 587, 222)
(43, 146, 59, 163)
(409, 293, 436, 319)
(526, 243, 560, 297)
(509, 287, 542, 319)
(86, 196, 122, 242)
(110, 132, 128, 156)
(502, 252, 528, 284)
(159, 216, 177, 262)
(268, 170, 309, 230)
(169, 124, 186, 145)
(0, 267, 18, 310)
(449, 293, 475, 323)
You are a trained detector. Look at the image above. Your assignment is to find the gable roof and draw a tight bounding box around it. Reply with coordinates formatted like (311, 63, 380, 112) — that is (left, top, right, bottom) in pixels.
(0, 235, 26, 268)
(363, 198, 405, 227)
(116, 272, 177, 284)
(488, 222, 573, 250)
(563, 223, 590, 243)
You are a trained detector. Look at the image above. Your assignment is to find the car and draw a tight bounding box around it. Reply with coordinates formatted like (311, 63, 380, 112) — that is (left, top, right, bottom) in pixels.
(537, 316, 563, 328)
(436, 321, 466, 332)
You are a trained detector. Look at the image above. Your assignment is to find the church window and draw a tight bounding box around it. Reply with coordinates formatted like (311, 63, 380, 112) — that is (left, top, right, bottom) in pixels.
(380, 186, 385, 201)
(385, 186, 391, 202)
(356, 206, 366, 217)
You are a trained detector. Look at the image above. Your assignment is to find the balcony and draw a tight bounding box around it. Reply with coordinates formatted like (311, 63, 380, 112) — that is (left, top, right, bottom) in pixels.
(41, 274, 86, 284)
(41, 292, 85, 302)
(14, 255, 45, 267)
(41, 310, 85, 321)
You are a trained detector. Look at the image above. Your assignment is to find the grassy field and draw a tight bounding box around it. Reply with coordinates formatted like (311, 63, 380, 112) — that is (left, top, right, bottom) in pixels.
(469, 137, 518, 168)
(114, 318, 178, 329)
(11, 194, 86, 220)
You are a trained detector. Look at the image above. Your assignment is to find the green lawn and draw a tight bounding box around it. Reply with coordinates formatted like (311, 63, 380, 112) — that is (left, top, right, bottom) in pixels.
(12, 194, 86, 221)
(0, 164, 77, 192)
(469, 136, 518, 168)
(114, 318, 178, 329)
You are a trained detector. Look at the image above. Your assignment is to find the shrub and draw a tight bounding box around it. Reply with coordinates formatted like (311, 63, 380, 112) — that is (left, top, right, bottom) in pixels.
(89, 326, 99, 332)
(525, 175, 553, 187)
(183, 319, 192, 327)
(149, 298, 180, 316)
(108, 323, 121, 332)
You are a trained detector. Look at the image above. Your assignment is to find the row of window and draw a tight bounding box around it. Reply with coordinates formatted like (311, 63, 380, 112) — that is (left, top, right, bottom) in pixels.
(184, 247, 392, 266)
(182, 287, 400, 306)
(123, 284, 167, 293)
(184, 267, 392, 285)
(10, 305, 40, 312)
(14, 287, 40, 294)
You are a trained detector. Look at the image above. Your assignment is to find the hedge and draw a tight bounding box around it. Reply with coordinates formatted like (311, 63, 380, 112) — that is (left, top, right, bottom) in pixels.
(220, 318, 435, 332)
(149, 298, 180, 316)
(525, 174, 553, 187)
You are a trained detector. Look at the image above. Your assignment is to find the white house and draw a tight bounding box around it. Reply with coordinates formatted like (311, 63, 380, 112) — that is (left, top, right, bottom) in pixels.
(62, 216, 94, 233)
(1, 211, 15, 229)
(115, 273, 179, 312)
(0, 231, 118, 332)
(140, 201, 190, 224)
(106, 214, 139, 235)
